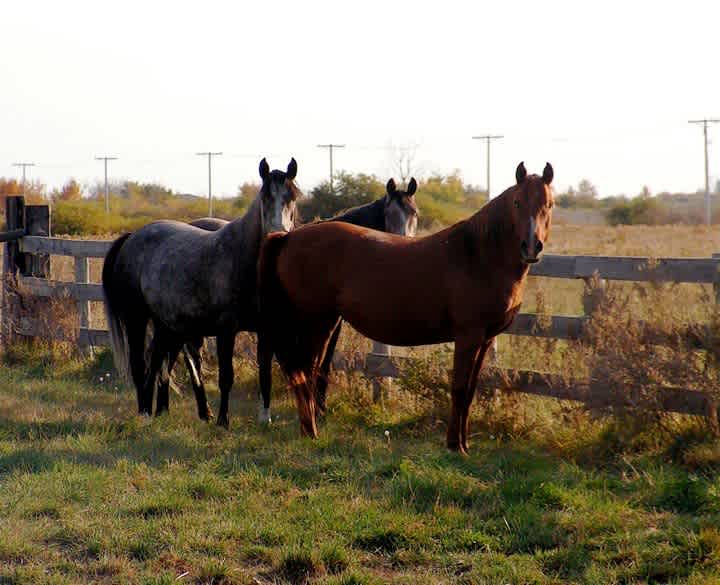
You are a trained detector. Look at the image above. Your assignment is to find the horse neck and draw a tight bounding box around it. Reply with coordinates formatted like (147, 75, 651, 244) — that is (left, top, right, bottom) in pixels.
(464, 190, 529, 280)
(218, 194, 264, 260)
(332, 198, 386, 231)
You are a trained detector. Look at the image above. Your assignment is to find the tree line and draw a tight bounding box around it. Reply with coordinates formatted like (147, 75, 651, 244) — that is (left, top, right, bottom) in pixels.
(0, 174, 717, 235)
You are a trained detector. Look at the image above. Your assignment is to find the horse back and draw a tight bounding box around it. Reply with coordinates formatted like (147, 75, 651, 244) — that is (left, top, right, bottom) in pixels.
(274, 222, 455, 345)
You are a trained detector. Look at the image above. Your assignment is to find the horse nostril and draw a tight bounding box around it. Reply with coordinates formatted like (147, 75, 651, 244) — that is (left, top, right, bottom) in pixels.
(535, 240, 544, 255)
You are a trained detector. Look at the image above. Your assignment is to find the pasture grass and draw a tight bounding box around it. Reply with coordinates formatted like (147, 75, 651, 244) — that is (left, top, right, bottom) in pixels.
(1, 346, 720, 584)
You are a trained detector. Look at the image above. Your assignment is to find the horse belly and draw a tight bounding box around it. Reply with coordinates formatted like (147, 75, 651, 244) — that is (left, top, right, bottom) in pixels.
(339, 291, 452, 347)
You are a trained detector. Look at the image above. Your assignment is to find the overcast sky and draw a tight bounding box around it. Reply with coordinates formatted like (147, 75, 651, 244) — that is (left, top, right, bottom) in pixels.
(1, 0, 719, 199)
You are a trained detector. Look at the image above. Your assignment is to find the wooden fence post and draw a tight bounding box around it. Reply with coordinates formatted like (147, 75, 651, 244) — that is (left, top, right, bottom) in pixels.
(713, 253, 720, 305)
(4, 196, 25, 278)
(582, 272, 606, 399)
(75, 256, 90, 341)
(370, 340, 392, 403)
(23, 205, 50, 277)
(3, 196, 25, 345)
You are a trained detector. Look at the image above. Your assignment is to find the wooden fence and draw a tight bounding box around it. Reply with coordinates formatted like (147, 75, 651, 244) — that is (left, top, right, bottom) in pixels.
(3, 196, 720, 421)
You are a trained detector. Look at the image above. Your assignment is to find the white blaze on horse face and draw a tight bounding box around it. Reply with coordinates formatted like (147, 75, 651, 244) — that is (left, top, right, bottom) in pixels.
(528, 216, 537, 257)
(385, 198, 418, 237)
(264, 182, 294, 233)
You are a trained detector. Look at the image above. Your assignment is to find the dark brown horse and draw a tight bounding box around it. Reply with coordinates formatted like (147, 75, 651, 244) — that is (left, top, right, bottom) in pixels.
(259, 162, 554, 453)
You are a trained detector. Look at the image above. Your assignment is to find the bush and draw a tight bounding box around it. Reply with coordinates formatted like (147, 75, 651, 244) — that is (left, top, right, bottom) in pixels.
(606, 196, 669, 225)
(52, 195, 247, 235)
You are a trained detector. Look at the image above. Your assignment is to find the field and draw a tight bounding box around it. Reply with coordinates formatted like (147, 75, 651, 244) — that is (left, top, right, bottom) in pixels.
(1, 225, 720, 584)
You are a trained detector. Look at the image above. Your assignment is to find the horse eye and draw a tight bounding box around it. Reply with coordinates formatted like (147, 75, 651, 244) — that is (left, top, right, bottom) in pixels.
(548, 201, 554, 209)
(514, 200, 520, 208)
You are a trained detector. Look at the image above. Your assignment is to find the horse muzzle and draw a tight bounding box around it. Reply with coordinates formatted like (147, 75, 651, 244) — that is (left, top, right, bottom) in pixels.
(520, 239, 544, 264)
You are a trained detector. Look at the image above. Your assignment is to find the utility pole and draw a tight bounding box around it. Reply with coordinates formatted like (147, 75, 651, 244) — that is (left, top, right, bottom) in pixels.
(471, 135, 503, 199)
(95, 156, 118, 213)
(688, 119, 720, 226)
(317, 144, 345, 194)
(12, 162, 35, 196)
(196, 152, 223, 217)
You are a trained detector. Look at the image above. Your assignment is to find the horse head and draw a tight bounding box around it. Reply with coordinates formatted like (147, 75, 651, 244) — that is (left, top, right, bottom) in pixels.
(384, 177, 419, 237)
(258, 157, 301, 234)
(510, 162, 554, 264)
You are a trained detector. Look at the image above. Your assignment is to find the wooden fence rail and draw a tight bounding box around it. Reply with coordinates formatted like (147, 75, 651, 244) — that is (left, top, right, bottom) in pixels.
(3, 196, 720, 420)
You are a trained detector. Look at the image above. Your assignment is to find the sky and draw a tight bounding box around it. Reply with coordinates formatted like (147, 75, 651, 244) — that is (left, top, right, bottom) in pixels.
(1, 0, 719, 199)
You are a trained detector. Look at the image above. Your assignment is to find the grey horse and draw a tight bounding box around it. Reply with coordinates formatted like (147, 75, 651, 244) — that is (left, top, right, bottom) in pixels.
(101, 158, 300, 427)
(176, 177, 419, 423)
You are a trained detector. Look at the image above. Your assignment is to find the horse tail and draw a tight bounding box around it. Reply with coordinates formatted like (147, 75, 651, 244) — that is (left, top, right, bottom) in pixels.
(102, 232, 133, 383)
(258, 232, 306, 388)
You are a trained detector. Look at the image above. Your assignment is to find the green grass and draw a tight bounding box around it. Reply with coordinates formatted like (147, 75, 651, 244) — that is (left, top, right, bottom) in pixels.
(1, 349, 720, 584)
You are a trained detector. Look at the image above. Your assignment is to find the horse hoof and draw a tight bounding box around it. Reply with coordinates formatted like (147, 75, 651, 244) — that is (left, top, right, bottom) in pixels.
(300, 425, 318, 439)
(216, 417, 229, 429)
(446, 441, 468, 455)
(257, 407, 272, 426)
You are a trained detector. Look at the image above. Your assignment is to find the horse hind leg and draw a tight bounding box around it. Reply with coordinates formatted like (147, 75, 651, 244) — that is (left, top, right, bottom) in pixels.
(287, 366, 318, 439)
(291, 317, 338, 438)
(257, 332, 273, 425)
(142, 329, 170, 419)
(126, 317, 151, 415)
(216, 333, 236, 429)
(184, 339, 212, 421)
(315, 319, 342, 417)
(156, 342, 182, 416)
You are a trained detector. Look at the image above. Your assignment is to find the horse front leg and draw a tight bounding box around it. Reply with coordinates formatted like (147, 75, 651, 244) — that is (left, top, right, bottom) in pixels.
(447, 336, 483, 455)
(184, 339, 213, 421)
(257, 332, 273, 425)
(216, 333, 236, 428)
(460, 338, 494, 453)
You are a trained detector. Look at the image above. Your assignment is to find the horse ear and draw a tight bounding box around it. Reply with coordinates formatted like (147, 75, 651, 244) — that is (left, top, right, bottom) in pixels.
(515, 162, 527, 184)
(542, 162, 554, 185)
(407, 177, 417, 196)
(386, 178, 397, 196)
(259, 158, 270, 181)
(286, 158, 298, 181)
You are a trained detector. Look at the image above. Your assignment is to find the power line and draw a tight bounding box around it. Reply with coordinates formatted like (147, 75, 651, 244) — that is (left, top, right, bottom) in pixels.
(688, 118, 720, 226)
(12, 162, 35, 196)
(317, 144, 345, 195)
(196, 152, 223, 217)
(95, 156, 118, 214)
(471, 135, 503, 199)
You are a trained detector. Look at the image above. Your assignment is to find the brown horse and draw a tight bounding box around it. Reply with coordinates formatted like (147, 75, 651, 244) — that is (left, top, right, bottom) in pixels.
(259, 162, 554, 453)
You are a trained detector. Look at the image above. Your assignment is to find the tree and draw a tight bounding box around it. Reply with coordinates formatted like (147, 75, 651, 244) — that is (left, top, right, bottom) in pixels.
(419, 172, 465, 205)
(388, 142, 421, 182)
(300, 172, 385, 220)
(0, 177, 46, 206)
(51, 178, 83, 201)
(576, 179, 599, 200)
(126, 181, 173, 204)
(556, 180, 599, 208)
(89, 180, 125, 200)
(237, 181, 261, 200)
